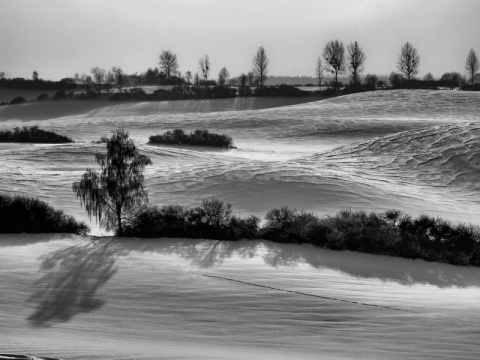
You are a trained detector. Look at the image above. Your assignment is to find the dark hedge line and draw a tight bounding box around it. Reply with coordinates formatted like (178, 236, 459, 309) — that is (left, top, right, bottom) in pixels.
(0, 126, 73, 143)
(124, 201, 480, 267)
(0, 78, 77, 91)
(0, 194, 89, 235)
(149, 129, 235, 148)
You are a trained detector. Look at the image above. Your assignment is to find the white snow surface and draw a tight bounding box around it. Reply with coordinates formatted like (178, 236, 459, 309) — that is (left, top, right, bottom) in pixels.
(1, 90, 480, 358)
(1, 235, 480, 359)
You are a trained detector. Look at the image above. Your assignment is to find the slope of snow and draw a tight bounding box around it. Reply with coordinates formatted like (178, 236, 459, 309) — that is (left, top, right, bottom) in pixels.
(1, 235, 479, 359)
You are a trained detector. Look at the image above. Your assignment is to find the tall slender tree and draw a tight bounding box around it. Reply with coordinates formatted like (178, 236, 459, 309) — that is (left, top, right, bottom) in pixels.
(199, 55, 211, 84)
(159, 50, 179, 80)
(73, 129, 152, 236)
(397, 42, 420, 80)
(252, 46, 269, 88)
(347, 41, 366, 85)
(315, 57, 323, 87)
(185, 71, 192, 85)
(323, 40, 345, 88)
(465, 49, 479, 86)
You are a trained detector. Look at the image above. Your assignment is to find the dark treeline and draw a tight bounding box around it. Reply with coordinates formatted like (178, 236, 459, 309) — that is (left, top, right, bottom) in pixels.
(2, 40, 479, 96)
(0, 77, 76, 91)
(0, 194, 89, 235)
(0, 126, 73, 143)
(124, 201, 480, 267)
(149, 129, 235, 148)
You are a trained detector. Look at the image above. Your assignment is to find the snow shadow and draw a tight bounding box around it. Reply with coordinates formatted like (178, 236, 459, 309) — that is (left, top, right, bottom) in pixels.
(116, 237, 480, 288)
(27, 242, 117, 327)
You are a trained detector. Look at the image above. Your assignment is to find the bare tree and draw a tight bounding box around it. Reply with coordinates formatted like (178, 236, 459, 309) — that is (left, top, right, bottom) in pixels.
(111, 66, 124, 92)
(323, 40, 345, 88)
(0, 71, 5, 80)
(247, 71, 255, 86)
(315, 57, 323, 87)
(440, 71, 462, 90)
(218, 67, 230, 86)
(252, 47, 269, 88)
(91, 67, 106, 95)
(397, 42, 420, 80)
(465, 49, 479, 86)
(423, 72, 435, 81)
(194, 72, 200, 86)
(240, 73, 247, 88)
(363, 74, 377, 89)
(159, 50, 179, 80)
(347, 41, 366, 85)
(199, 55, 211, 84)
(185, 71, 192, 85)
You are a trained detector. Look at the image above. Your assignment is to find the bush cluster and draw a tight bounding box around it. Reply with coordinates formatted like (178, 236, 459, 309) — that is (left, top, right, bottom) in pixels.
(0, 194, 89, 235)
(0, 126, 73, 143)
(123, 200, 260, 240)
(124, 202, 480, 266)
(10, 96, 25, 105)
(149, 129, 235, 148)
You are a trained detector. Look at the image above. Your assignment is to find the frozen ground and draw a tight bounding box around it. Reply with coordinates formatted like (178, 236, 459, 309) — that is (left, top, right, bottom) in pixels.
(1, 90, 480, 358)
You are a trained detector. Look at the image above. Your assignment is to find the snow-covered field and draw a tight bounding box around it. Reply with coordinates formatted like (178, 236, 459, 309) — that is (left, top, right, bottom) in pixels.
(1, 90, 480, 359)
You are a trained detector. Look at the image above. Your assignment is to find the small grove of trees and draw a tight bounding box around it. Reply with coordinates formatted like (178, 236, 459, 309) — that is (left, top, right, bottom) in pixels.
(323, 40, 345, 88)
(149, 129, 235, 148)
(252, 46, 269, 88)
(397, 42, 420, 80)
(111, 66, 124, 92)
(217, 67, 230, 86)
(73, 129, 152, 236)
(0, 194, 89, 234)
(347, 41, 366, 85)
(159, 50, 179, 81)
(0, 126, 73, 143)
(440, 72, 462, 89)
(363, 74, 377, 89)
(199, 54, 211, 84)
(465, 49, 479, 86)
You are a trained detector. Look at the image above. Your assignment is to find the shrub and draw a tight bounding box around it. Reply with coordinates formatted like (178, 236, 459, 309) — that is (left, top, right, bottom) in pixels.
(54, 90, 68, 99)
(0, 194, 89, 234)
(37, 93, 49, 100)
(10, 96, 25, 105)
(0, 126, 73, 143)
(149, 129, 235, 148)
(124, 200, 260, 240)
(124, 201, 480, 267)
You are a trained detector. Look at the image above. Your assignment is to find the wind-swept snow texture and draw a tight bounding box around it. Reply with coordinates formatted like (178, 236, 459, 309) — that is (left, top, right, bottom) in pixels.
(1, 90, 479, 232)
(1, 90, 480, 358)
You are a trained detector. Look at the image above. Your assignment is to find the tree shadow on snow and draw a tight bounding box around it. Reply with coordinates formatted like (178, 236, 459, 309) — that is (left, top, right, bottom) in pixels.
(27, 241, 117, 327)
(115, 237, 480, 289)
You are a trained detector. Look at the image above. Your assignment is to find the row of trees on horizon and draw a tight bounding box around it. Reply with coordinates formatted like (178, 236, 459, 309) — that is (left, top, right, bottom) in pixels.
(1, 41, 479, 91)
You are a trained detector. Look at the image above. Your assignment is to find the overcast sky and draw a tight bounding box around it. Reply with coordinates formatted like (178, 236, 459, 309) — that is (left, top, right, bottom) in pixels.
(1, 0, 479, 80)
